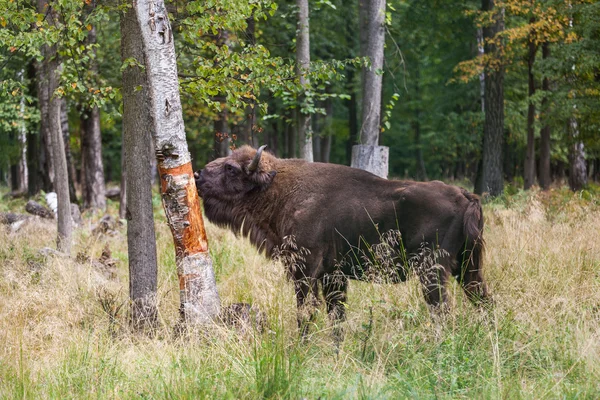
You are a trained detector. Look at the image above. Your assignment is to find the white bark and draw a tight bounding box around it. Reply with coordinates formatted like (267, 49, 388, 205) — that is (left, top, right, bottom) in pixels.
(353, 0, 388, 178)
(296, 0, 313, 162)
(134, 0, 220, 325)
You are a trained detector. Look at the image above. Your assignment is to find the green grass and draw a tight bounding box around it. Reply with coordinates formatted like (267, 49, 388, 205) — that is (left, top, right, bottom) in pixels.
(0, 185, 599, 398)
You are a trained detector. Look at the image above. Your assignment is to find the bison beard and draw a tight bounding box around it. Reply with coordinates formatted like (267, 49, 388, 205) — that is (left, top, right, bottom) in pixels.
(196, 145, 490, 341)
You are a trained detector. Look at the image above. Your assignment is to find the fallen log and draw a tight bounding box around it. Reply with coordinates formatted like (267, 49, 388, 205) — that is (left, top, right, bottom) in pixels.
(25, 200, 54, 219)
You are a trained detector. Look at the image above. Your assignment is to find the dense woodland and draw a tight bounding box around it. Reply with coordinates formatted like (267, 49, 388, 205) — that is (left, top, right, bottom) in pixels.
(1, 0, 599, 202)
(1, 1, 600, 397)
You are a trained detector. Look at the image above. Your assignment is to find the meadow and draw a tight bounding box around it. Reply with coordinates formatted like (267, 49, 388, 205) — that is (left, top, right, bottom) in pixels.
(1, 185, 599, 399)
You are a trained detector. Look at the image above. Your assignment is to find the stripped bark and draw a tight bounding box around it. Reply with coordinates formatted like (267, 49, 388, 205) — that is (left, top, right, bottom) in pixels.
(134, 0, 220, 325)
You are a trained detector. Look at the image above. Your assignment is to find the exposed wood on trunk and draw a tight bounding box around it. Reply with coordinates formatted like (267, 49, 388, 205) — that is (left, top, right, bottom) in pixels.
(477, 0, 504, 197)
(134, 0, 220, 325)
(121, 6, 158, 330)
(296, 0, 313, 162)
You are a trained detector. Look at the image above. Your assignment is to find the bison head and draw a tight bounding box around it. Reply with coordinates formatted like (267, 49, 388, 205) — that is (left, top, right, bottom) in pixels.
(195, 145, 276, 203)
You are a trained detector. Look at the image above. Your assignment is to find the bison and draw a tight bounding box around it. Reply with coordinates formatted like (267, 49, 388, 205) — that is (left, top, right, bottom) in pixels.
(195, 145, 490, 338)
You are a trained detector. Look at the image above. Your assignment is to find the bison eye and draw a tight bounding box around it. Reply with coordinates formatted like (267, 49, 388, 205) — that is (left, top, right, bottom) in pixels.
(224, 163, 239, 176)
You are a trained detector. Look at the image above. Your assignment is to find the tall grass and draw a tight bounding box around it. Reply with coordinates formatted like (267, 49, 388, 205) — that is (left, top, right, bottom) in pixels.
(0, 187, 599, 398)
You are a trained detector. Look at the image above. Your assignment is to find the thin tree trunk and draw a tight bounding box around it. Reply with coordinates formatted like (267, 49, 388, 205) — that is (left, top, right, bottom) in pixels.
(60, 98, 78, 203)
(243, 16, 257, 148)
(213, 108, 230, 158)
(413, 66, 427, 181)
(539, 42, 551, 190)
(477, 0, 504, 197)
(134, 0, 220, 325)
(48, 53, 72, 253)
(13, 70, 29, 194)
(524, 19, 537, 190)
(568, 117, 587, 191)
(346, 67, 358, 165)
(312, 110, 321, 162)
(296, 0, 313, 161)
(121, 7, 159, 330)
(321, 95, 333, 163)
(288, 109, 297, 158)
(80, 26, 106, 210)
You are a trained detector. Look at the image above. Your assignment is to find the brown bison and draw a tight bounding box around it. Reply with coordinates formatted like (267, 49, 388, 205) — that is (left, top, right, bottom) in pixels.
(195, 145, 490, 337)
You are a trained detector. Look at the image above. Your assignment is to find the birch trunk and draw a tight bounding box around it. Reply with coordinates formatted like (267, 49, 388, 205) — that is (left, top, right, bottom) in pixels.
(134, 0, 220, 325)
(352, 0, 388, 178)
(296, 0, 313, 162)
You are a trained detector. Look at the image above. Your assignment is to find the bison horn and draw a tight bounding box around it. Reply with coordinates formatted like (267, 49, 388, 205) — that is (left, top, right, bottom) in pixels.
(248, 145, 267, 172)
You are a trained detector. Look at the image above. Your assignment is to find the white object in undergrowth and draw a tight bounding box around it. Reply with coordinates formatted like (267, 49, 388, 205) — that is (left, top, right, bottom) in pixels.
(45, 192, 58, 216)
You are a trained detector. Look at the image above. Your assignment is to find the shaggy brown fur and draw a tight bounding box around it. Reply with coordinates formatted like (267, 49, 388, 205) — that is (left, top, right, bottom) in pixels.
(196, 146, 490, 338)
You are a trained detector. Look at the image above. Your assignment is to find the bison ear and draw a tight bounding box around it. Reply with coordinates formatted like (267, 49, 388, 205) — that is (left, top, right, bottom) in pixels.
(250, 170, 276, 189)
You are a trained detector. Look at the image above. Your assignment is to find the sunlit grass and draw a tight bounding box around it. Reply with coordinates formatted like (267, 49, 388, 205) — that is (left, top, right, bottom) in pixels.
(0, 185, 599, 398)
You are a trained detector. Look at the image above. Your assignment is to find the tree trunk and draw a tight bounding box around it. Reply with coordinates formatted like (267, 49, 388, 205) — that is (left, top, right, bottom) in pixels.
(346, 67, 358, 165)
(352, 0, 388, 178)
(48, 53, 72, 253)
(296, 0, 313, 161)
(243, 16, 258, 148)
(134, 0, 220, 325)
(321, 95, 333, 163)
(80, 26, 106, 210)
(568, 117, 587, 191)
(539, 42, 551, 190)
(524, 20, 537, 190)
(287, 110, 297, 158)
(477, 0, 504, 197)
(413, 66, 427, 181)
(34, 4, 54, 193)
(118, 137, 127, 220)
(213, 108, 230, 159)
(60, 98, 78, 203)
(121, 7, 159, 330)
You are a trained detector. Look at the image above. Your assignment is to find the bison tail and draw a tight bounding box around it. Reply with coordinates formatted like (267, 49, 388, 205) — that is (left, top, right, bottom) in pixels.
(458, 190, 490, 305)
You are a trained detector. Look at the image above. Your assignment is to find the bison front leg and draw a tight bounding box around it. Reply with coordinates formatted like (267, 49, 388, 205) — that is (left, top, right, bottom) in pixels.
(322, 273, 348, 347)
(418, 263, 450, 313)
(294, 277, 319, 339)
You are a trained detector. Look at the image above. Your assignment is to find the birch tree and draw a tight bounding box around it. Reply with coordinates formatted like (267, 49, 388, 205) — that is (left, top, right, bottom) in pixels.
(133, 0, 220, 325)
(296, 0, 313, 162)
(351, 0, 388, 179)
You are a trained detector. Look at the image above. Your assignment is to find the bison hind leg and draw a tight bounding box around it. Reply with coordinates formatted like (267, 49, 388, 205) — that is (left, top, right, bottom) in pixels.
(322, 272, 348, 347)
(455, 246, 492, 308)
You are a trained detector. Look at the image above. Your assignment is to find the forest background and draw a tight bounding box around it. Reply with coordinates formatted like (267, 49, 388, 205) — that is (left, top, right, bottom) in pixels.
(1, 0, 599, 195)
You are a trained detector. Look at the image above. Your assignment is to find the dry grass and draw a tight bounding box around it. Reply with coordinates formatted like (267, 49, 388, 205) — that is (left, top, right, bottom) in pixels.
(0, 186, 599, 398)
